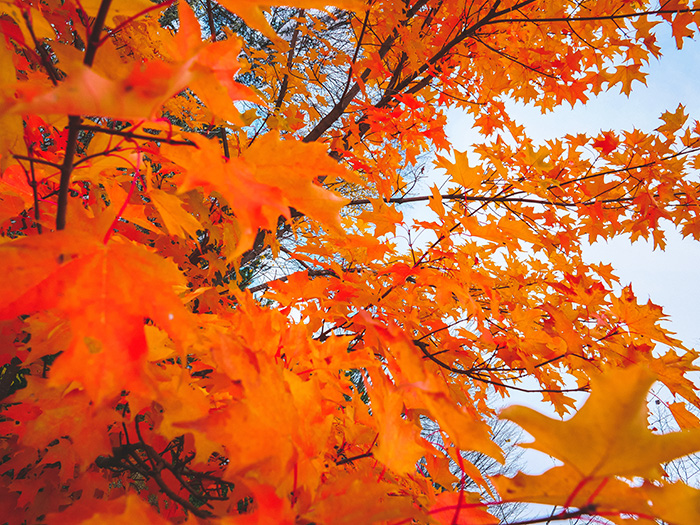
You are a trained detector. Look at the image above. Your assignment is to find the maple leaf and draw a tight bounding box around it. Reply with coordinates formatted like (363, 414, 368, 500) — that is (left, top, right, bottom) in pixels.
(0, 221, 193, 402)
(3, 0, 700, 522)
(169, 133, 348, 259)
(435, 150, 482, 191)
(657, 104, 689, 137)
(3, 382, 116, 481)
(44, 494, 169, 524)
(218, 483, 297, 524)
(501, 366, 700, 479)
(592, 131, 620, 155)
(607, 64, 647, 96)
(14, 60, 193, 120)
(12, 3, 252, 121)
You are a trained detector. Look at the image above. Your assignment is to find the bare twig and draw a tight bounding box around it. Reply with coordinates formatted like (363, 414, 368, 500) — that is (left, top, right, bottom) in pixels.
(78, 124, 196, 146)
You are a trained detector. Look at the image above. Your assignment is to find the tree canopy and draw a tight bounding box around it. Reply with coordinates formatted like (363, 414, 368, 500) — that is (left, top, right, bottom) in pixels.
(1, 0, 700, 523)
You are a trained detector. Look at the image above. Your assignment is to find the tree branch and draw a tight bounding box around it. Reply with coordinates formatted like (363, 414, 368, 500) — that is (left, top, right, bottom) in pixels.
(56, 0, 112, 231)
(488, 7, 700, 25)
(413, 340, 590, 394)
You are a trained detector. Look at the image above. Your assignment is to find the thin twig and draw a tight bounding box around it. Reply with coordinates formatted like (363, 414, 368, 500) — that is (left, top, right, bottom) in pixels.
(26, 160, 42, 233)
(13, 155, 61, 169)
(78, 124, 196, 146)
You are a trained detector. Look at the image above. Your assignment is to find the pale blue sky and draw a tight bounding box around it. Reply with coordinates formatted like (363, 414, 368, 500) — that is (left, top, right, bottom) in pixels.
(444, 27, 700, 350)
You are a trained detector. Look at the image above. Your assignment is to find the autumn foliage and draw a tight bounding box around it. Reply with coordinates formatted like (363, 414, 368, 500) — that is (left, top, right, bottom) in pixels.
(2, 0, 700, 523)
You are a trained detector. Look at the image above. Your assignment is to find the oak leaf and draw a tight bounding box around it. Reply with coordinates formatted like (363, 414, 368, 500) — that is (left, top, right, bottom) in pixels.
(358, 198, 404, 237)
(607, 64, 647, 96)
(494, 465, 700, 525)
(592, 131, 620, 155)
(657, 104, 688, 137)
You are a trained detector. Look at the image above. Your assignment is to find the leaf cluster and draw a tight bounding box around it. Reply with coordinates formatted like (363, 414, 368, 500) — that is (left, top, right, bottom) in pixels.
(1, 0, 700, 523)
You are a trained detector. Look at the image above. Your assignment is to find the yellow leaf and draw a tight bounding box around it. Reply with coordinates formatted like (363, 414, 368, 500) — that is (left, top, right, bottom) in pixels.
(78, 0, 155, 23)
(144, 325, 175, 361)
(0, 45, 22, 168)
(494, 466, 700, 525)
(642, 481, 700, 525)
(656, 104, 688, 136)
(501, 366, 700, 478)
(607, 64, 647, 96)
(668, 401, 700, 430)
(216, 0, 364, 40)
(149, 189, 203, 239)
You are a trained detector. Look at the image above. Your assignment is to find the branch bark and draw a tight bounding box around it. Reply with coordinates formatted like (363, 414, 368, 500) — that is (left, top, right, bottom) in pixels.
(56, 0, 113, 231)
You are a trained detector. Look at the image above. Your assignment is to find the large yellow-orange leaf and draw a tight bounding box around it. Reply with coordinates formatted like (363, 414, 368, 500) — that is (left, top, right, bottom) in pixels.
(435, 149, 483, 191)
(501, 366, 700, 479)
(149, 189, 203, 239)
(429, 491, 498, 525)
(358, 198, 404, 237)
(494, 465, 700, 525)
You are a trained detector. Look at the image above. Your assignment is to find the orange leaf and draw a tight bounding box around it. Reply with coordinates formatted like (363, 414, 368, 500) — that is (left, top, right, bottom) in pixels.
(171, 133, 348, 259)
(0, 226, 192, 402)
(429, 491, 498, 525)
(435, 150, 482, 191)
(358, 198, 404, 237)
(45, 494, 169, 524)
(149, 189, 203, 239)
